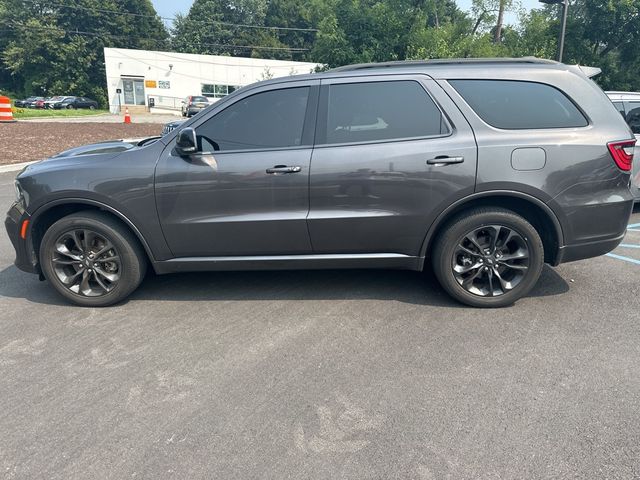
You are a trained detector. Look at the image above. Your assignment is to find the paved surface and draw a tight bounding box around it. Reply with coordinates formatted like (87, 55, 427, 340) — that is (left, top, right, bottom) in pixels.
(0, 170, 639, 479)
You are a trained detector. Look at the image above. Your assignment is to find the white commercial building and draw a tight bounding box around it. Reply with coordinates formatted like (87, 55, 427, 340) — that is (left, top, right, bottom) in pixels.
(103, 47, 319, 114)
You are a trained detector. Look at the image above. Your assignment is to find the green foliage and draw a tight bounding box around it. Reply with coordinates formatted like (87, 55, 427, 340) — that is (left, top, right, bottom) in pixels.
(0, 0, 169, 105)
(172, 0, 273, 57)
(13, 108, 109, 119)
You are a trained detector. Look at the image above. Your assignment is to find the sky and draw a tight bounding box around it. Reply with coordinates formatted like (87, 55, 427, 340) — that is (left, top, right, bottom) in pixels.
(151, 0, 541, 25)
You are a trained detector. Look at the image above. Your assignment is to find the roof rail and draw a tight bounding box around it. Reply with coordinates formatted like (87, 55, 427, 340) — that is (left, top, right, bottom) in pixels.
(328, 57, 559, 72)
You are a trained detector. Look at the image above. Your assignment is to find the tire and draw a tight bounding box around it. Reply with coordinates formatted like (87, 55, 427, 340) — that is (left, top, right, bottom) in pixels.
(39, 211, 147, 307)
(90, 105, 96, 110)
(431, 207, 544, 308)
(66, 104, 73, 109)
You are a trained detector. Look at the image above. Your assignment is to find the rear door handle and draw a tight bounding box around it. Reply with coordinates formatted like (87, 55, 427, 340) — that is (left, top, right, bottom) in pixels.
(427, 156, 464, 166)
(266, 165, 302, 174)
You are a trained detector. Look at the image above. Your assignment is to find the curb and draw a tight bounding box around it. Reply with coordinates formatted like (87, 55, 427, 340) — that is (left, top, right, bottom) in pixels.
(0, 160, 39, 173)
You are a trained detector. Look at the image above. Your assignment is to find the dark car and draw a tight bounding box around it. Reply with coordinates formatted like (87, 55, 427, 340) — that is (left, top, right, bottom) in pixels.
(5, 58, 636, 307)
(181, 95, 209, 117)
(15, 96, 39, 108)
(161, 119, 185, 136)
(53, 96, 99, 110)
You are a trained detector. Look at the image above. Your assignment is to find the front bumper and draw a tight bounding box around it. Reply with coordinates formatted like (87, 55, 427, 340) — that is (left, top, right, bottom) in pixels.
(5, 203, 37, 274)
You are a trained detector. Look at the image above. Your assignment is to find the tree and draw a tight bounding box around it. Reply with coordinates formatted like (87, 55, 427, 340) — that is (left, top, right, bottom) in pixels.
(171, 0, 270, 57)
(309, 0, 468, 67)
(0, 0, 169, 103)
(471, 0, 519, 41)
(511, 0, 640, 91)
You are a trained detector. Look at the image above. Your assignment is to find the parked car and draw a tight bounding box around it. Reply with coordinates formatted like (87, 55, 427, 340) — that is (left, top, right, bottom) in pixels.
(161, 119, 185, 136)
(181, 95, 209, 117)
(606, 91, 640, 201)
(31, 97, 47, 109)
(52, 96, 99, 110)
(5, 58, 636, 307)
(14, 96, 39, 108)
(44, 96, 72, 109)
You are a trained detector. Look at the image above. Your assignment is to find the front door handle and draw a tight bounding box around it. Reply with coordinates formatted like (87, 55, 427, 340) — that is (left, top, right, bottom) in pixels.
(266, 165, 302, 174)
(427, 156, 464, 166)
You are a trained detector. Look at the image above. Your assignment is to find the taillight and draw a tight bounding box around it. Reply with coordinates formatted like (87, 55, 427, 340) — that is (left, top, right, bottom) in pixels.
(20, 219, 29, 240)
(607, 139, 636, 171)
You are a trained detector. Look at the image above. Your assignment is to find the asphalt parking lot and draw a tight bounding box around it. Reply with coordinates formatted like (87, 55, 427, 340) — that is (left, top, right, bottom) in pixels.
(0, 169, 639, 479)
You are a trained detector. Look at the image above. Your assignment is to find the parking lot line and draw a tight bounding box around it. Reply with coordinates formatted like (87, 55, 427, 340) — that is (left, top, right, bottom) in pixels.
(606, 252, 640, 265)
(619, 244, 640, 249)
(627, 223, 640, 229)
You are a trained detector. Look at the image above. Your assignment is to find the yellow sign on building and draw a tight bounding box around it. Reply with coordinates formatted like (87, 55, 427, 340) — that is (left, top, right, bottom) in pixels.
(145, 80, 157, 88)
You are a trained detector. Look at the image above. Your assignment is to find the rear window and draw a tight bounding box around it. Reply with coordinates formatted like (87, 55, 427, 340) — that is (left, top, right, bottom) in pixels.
(450, 80, 588, 130)
(192, 96, 208, 103)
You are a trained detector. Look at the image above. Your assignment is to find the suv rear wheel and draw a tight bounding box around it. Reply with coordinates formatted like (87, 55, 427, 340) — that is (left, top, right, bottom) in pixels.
(432, 208, 544, 308)
(39, 211, 147, 307)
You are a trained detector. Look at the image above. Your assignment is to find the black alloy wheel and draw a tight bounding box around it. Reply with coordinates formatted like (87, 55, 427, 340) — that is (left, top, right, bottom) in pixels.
(40, 211, 147, 306)
(432, 208, 544, 308)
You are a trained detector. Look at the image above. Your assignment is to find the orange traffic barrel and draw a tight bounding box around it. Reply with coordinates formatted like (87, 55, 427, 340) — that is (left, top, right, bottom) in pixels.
(0, 96, 16, 123)
(124, 106, 131, 124)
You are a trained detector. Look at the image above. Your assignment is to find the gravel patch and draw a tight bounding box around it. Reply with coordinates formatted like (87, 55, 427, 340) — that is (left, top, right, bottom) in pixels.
(0, 122, 163, 165)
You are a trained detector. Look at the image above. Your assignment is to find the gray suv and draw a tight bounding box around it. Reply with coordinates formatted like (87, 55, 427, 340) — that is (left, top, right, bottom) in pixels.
(5, 58, 636, 307)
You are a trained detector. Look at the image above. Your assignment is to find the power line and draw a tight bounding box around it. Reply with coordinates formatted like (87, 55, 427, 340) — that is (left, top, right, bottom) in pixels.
(6, 23, 310, 53)
(110, 48, 316, 69)
(19, 0, 319, 33)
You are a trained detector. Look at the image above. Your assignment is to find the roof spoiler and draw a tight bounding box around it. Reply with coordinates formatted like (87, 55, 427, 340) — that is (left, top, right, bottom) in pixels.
(578, 65, 602, 78)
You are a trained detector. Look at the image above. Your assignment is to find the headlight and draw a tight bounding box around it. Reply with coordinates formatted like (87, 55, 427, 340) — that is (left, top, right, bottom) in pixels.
(14, 180, 24, 203)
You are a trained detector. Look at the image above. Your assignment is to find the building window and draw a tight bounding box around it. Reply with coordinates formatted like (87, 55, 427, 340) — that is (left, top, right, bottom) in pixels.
(202, 84, 241, 99)
(122, 78, 145, 105)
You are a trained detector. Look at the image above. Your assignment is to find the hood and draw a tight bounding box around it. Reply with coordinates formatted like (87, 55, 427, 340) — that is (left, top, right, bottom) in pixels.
(50, 137, 161, 159)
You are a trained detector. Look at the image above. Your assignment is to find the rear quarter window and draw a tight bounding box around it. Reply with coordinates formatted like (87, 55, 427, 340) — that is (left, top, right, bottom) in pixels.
(449, 79, 588, 130)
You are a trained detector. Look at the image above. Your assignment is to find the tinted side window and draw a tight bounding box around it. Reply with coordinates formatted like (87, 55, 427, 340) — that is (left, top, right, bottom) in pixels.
(450, 80, 588, 129)
(323, 81, 448, 145)
(196, 87, 309, 152)
(625, 102, 640, 134)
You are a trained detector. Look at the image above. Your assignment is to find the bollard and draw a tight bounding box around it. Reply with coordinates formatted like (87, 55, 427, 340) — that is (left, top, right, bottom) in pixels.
(0, 96, 17, 123)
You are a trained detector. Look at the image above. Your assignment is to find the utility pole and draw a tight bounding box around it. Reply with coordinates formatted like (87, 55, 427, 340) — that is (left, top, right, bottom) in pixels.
(494, 0, 506, 43)
(540, 0, 569, 62)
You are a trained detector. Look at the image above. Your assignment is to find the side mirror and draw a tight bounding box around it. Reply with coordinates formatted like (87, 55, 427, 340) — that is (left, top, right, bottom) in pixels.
(175, 128, 198, 156)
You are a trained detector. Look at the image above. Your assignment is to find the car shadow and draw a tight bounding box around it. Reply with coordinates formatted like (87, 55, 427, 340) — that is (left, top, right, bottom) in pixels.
(0, 264, 569, 308)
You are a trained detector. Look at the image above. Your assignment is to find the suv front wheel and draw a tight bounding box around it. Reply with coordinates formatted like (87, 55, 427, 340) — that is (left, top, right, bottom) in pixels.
(432, 208, 544, 308)
(39, 211, 147, 307)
